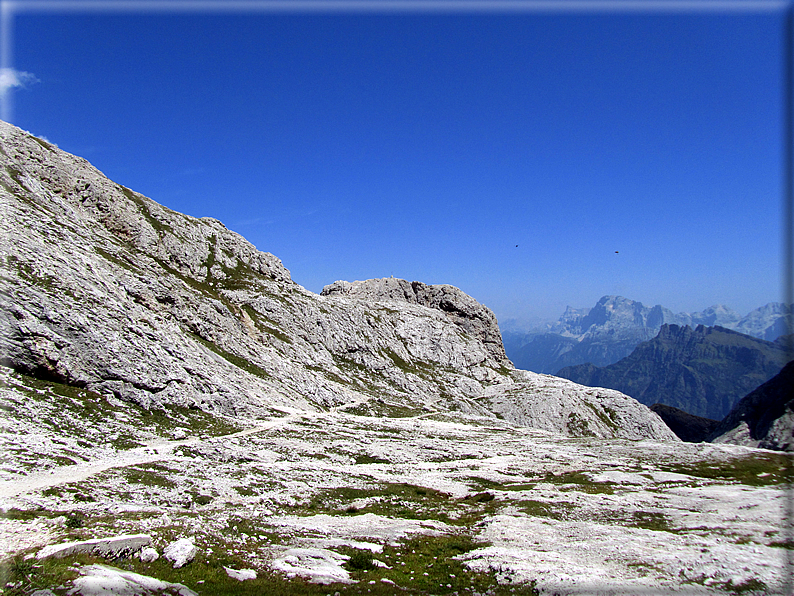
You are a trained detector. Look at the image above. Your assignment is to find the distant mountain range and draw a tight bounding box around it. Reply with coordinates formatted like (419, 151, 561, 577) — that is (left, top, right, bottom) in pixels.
(557, 324, 792, 420)
(502, 296, 792, 374)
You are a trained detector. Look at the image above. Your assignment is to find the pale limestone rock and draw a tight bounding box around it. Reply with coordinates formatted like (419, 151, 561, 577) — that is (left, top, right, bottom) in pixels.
(478, 370, 679, 441)
(163, 538, 197, 569)
(321, 277, 510, 366)
(271, 548, 354, 584)
(138, 547, 160, 562)
(68, 564, 197, 596)
(224, 566, 257, 580)
(36, 534, 151, 560)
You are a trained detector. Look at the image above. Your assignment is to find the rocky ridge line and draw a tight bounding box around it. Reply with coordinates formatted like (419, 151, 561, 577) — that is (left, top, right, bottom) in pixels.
(321, 277, 510, 366)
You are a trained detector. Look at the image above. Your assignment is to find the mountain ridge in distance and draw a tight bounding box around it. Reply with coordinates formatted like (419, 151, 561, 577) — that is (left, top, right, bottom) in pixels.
(502, 295, 791, 374)
(557, 324, 792, 420)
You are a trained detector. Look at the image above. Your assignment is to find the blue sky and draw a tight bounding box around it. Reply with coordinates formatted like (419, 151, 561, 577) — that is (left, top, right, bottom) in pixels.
(0, 1, 787, 325)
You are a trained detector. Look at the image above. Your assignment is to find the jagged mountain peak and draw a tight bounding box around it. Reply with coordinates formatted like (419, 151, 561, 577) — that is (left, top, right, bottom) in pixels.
(505, 294, 790, 375)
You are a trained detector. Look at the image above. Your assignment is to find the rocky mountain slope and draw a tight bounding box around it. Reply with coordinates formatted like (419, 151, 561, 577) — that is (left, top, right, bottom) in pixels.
(557, 324, 792, 420)
(504, 296, 792, 374)
(1, 120, 790, 595)
(0, 118, 674, 439)
(708, 360, 794, 450)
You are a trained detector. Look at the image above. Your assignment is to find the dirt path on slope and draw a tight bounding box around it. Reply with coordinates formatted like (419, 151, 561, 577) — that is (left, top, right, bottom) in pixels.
(0, 411, 314, 500)
(0, 391, 411, 500)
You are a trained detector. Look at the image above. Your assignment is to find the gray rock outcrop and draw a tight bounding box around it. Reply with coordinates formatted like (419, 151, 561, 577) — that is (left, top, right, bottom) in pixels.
(36, 534, 151, 560)
(0, 120, 509, 418)
(321, 277, 510, 366)
(478, 371, 679, 441)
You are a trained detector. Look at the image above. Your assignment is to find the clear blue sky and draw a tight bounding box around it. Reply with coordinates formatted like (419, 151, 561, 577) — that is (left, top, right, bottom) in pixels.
(1, 1, 787, 324)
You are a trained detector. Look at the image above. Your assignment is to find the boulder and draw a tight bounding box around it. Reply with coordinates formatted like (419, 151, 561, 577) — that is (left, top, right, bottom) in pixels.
(163, 538, 197, 569)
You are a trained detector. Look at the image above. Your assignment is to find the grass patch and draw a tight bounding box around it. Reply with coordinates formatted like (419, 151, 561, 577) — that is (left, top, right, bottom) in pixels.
(0, 508, 42, 521)
(306, 483, 458, 522)
(566, 412, 597, 437)
(0, 540, 536, 596)
(234, 485, 258, 497)
(660, 453, 793, 486)
(6, 255, 76, 298)
(119, 185, 175, 237)
(517, 499, 575, 521)
(341, 533, 539, 595)
(204, 234, 217, 280)
(499, 482, 537, 491)
(4, 365, 241, 447)
(627, 511, 673, 533)
(5, 165, 25, 188)
(686, 575, 769, 594)
(342, 398, 422, 418)
(346, 549, 376, 571)
(583, 402, 618, 430)
(542, 471, 616, 494)
(122, 464, 177, 489)
(189, 331, 272, 380)
(95, 246, 142, 274)
(241, 305, 292, 344)
(139, 403, 241, 437)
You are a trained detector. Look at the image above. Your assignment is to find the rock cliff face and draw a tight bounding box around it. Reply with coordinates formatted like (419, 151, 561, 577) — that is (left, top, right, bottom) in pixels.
(479, 371, 678, 441)
(708, 361, 794, 451)
(0, 119, 674, 440)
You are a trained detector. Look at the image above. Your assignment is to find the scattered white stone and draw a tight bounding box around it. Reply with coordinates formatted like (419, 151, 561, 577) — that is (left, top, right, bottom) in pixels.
(271, 548, 353, 584)
(46, 516, 66, 527)
(163, 538, 197, 569)
(138, 547, 159, 562)
(224, 566, 257, 581)
(68, 564, 197, 596)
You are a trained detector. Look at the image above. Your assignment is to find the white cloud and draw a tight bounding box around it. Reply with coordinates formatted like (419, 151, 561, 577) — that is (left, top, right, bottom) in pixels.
(0, 68, 39, 95)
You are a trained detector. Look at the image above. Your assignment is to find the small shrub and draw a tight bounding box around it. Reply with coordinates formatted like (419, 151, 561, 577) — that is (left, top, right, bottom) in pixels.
(65, 514, 84, 528)
(11, 556, 34, 581)
(346, 550, 376, 571)
(193, 494, 213, 506)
